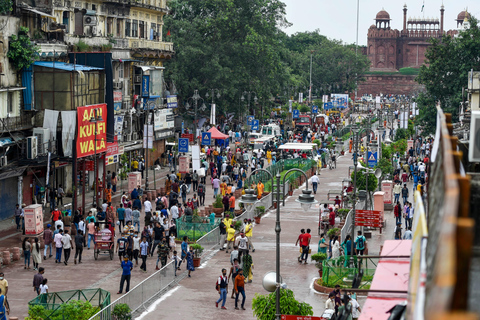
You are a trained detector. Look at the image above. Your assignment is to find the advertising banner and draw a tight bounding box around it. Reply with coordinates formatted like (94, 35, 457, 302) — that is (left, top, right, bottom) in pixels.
(76, 104, 107, 158)
(331, 93, 349, 108)
(167, 95, 178, 108)
(105, 141, 119, 166)
(143, 125, 153, 149)
(355, 210, 383, 228)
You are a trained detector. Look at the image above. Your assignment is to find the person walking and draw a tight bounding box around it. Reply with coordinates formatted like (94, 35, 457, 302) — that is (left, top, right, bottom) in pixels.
(215, 268, 229, 310)
(118, 255, 133, 294)
(31, 238, 42, 271)
(237, 233, 248, 261)
(43, 224, 53, 260)
(54, 229, 63, 263)
(355, 231, 367, 255)
(155, 237, 169, 271)
(394, 201, 402, 225)
(219, 219, 226, 250)
(393, 182, 401, 204)
(401, 184, 409, 205)
(116, 204, 125, 233)
(74, 230, 84, 264)
(87, 220, 96, 249)
(32, 267, 44, 295)
(234, 268, 246, 310)
(311, 174, 319, 194)
(139, 237, 149, 272)
(14, 204, 22, 231)
(245, 219, 255, 252)
(62, 230, 73, 265)
(23, 237, 31, 269)
(242, 250, 254, 283)
(186, 246, 195, 277)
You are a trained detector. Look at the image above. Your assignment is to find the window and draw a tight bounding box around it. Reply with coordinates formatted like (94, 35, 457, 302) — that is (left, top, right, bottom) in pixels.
(150, 70, 163, 97)
(91, 4, 96, 10)
(151, 22, 156, 40)
(7, 92, 14, 114)
(118, 63, 124, 79)
(125, 19, 131, 37)
(132, 20, 138, 37)
(139, 21, 145, 39)
(116, 19, 122, 37)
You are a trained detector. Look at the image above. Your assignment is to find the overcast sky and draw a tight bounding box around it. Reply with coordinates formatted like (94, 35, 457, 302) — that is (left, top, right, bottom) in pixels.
(281, 0, 480, 45)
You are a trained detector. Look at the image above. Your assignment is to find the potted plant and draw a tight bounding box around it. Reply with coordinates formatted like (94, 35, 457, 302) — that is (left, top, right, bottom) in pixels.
(212, 195, 224, 216)
(311, 252, 328, 277)
(254, 206, 265, 224)
(190, 243, 204, 267)
(327, 227, 340, 239)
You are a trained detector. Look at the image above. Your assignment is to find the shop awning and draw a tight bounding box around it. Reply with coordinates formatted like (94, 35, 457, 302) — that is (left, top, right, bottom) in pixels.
(137, 66, 165, 72)
(21, 7, 56, 21)
(207, 127, 229, 140)
(33, 61, 104, 72)
(0, 167, 26, 180)
(0, 133, 25, 147)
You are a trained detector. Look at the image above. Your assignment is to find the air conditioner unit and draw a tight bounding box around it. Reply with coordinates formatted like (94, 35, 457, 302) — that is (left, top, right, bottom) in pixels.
(113, 81, 122, 90)
(27, 136, 38, 159)
(83, 15, 97, 26)
(469, 110, 480, 162)
(132, 132, 138, 140)
(0, 156, 6, 167)
(134, 75, 142, 83)
(33, 128, 51, 154)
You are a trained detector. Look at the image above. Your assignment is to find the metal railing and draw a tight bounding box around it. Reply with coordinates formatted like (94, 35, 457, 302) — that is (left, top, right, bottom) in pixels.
(88, 227, 221, 320)
(321, 256, 378, 288)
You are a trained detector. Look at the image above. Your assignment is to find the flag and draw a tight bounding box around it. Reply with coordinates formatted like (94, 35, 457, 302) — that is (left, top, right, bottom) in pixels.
(421, 1, 424, 12)
(421, 5, 424, 12)
(167, 30, 171, 36)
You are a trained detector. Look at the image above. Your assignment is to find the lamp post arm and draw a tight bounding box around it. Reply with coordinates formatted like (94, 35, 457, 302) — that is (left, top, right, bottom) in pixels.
(249, 168, 274, 207)
(281, 167, 311, 206)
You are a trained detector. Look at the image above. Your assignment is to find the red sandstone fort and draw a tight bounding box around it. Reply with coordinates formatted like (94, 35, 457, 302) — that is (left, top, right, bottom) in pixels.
(357, 5, 470, 96)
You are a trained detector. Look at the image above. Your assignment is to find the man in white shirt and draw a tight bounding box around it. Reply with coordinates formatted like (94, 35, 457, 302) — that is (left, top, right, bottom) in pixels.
(170, 204, 179, 220)
(403, 227, 413, 240)
(311, 174, 320, 194)
(54, 230, 64, 263)
(144, 198, 152, 215)
(62, 230, 73, 265)
(55, 217, 64, 232)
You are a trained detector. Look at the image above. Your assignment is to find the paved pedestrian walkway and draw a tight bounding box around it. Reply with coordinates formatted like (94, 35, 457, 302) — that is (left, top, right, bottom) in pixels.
(133, 151, 408, 319)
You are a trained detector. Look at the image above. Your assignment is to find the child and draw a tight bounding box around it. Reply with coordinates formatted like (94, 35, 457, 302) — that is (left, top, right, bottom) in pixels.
(39, 278, 48, 294)
(169, 234, 176, 252)
(171, 250, 181, 276)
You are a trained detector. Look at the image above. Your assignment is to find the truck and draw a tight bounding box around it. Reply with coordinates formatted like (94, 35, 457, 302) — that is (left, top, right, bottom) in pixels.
(295, 114, 312, 130)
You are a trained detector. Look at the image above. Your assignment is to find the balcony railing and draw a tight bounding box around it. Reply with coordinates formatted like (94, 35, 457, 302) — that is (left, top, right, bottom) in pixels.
(129, 39, 174, 52)
(102, 0, 167, 12)
(0, 115, 33, 132)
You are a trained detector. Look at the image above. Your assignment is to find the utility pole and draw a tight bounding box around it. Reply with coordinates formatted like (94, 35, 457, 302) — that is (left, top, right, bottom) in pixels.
(309, 50, 314, 106)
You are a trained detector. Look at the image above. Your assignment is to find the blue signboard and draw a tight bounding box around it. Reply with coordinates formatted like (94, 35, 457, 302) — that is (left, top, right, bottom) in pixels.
(312, 105, 319, 114)
(167, 95, 178, 108)
(201, 132, 211, 145)
(142, 75, 150, 97)
(114, 102, 122, 113)
(323, 102, 333, 110)
(247, 116, 254, 126)
(293, 109, 300, 119)
(251, 119, 259, 131)
(367, 151, 378, 168)
(179, 138, 189, 153)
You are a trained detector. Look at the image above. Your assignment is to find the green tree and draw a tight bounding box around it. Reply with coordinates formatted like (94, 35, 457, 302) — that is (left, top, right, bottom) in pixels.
(351, 169, 378, 192)
(416, 17, 480, 135)
(394, 128, 408, 141)
(252, 289, 313, 320)
(299, 104, 309, 113)
(7, 27, 39, 71)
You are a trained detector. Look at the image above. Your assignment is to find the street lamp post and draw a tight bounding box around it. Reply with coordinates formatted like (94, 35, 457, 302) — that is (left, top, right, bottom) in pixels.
(240, 168, 317, 320)
(241, 91, 258, 117)
(350, 124, 359, 256)
(185, 90, 206, 145)
(206, 89, 221, 106)
(145, 101, 156, 190)
(89, 108, 103, 208)
(309, 50, 314, 106)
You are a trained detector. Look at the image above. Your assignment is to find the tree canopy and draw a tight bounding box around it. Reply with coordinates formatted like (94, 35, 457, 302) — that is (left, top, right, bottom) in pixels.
(163, 0, 370, 121)
(416, 17, 480, 135)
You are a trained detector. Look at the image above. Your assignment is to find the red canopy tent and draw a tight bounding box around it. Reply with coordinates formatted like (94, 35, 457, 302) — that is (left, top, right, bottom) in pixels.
(207, 127, 229, 140)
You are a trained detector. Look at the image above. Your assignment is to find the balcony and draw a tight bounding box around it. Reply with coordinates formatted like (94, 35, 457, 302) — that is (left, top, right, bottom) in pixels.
(0, 115, 33, 133)
(102, 0, 168, 12)
(129, 39, 174, 52)
(35, 42, 69, 58)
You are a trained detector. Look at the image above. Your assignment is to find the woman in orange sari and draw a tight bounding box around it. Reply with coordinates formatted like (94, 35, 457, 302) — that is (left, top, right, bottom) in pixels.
(165, 176, 172, 195)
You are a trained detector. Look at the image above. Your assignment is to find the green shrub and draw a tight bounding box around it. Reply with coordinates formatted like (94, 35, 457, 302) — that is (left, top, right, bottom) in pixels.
(327, 228, 339, 239)
(112, 303, 132, 320)
(8, 27, 39, 71)
(26, 300, 100, 320)
(213, 195, 223, 208)
(252, 289, 313, 320)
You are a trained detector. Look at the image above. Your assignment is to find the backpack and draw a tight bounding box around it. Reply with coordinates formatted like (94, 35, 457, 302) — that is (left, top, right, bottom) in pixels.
(198, 185, 204, 194)
(357, 236, 364, 249)
(181, 184, 187, 193)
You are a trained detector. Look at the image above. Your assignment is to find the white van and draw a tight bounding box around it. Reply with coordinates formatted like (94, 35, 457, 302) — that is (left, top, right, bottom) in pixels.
(260, 124, 281, 137)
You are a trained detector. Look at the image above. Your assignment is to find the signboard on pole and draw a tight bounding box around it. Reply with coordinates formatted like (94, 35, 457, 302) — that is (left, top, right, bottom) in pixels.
(355, 210, 383, 228)
(247, 116, 254, 126)
(251, 119, 259, 131)
(288, 100, 293, 113)
(331, 93, 349, 108)
(142, 75, 150, 97)
(312, 105, 319, 114)
(201, 132, 211, 145)
(167, 95, 178, 108)
(367, 151, 378, 168)
(178, 138, 189, 153)
(323, 102, 333, 110)
(408, 139, 414, 151)
(143, 125, 153, 149)
(76, 103, 107, 158)
(293, 109, 299, 119)
(299, 92, 303, 103)
(178, 156, 189, 173)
